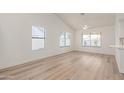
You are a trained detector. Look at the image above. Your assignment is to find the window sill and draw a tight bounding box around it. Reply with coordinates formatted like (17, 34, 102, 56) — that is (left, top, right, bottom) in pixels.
(60, 46, 70, 48)
(82, 46, 102, 48)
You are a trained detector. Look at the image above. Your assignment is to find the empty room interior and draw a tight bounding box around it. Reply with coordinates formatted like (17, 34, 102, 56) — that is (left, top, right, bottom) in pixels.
(0, 13, 124, 80)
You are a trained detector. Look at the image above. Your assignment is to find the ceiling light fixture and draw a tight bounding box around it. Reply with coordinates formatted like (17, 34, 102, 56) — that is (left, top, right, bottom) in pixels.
(81, 25, 88, 30)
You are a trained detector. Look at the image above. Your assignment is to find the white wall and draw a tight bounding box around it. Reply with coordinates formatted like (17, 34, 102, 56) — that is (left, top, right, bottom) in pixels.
(74, 26, 115, 55)
(115, 14, 124, 73)
(0, 25, 4, 64)
(0, 13, 74, 69)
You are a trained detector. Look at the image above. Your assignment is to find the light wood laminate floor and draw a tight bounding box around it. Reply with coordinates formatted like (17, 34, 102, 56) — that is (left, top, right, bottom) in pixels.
(0, 51, 124, 80)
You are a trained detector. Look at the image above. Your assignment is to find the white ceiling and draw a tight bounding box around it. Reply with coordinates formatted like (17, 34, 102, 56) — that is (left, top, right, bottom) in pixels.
(56, 13, 116, 31)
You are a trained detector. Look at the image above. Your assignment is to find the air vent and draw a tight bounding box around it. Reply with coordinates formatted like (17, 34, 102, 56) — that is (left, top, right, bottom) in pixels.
(80, 13, 85, 15)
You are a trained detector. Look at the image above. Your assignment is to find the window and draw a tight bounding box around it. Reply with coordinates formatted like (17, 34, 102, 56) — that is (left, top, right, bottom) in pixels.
(82, 32, 101, 47)
(82, 34, 91, 47)
(91, 33, 101, 47)
(60, 32, 71, 47)
(32, 26, 45, 50)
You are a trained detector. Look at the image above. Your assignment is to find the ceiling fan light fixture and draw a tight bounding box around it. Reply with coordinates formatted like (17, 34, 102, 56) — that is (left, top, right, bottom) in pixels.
(82, 25, 88, 30)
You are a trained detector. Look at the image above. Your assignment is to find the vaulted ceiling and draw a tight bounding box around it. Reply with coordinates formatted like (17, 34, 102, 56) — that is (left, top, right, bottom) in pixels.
(56, 13, 116, 31)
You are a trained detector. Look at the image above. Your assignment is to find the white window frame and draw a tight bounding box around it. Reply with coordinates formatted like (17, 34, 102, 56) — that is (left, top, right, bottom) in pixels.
(60, 32, 71, 47)
(82, 32, 101, 47)
(32, 26, 46, 50)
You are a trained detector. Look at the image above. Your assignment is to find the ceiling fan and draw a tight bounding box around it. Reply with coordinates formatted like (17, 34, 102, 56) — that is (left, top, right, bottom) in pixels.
(80, 25, 103, 30)
(80, 25, 95, 30)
